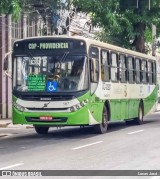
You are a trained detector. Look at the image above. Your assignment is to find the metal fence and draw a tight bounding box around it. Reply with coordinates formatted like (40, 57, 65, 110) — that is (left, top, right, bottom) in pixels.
(0, 14, 39, 119)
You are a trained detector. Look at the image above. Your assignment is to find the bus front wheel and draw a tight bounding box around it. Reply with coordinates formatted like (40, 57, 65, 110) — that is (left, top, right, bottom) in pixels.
(133, 103, 144, 125)
(34, 126, 49, 135)
(94, 106, 108, 134)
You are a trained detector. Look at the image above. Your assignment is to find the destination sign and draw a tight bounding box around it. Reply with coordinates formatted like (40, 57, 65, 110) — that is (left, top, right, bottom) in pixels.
(28, 42, 69, 50)
(13, 39, 86, 53)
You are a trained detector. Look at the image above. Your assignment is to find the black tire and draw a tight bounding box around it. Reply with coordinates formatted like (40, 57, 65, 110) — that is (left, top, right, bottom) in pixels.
(133, 103, 144, 125)
(125, 120, 133, 125)
(34, 126, 49, 135)
(94, 106, 109, 134)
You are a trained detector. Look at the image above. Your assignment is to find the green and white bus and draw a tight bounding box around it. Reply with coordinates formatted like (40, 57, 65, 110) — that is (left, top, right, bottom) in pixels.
(4, 36, 158, 134)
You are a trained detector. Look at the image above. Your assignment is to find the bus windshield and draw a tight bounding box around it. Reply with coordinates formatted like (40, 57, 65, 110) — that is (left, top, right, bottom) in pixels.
(13, 54, 88, 93)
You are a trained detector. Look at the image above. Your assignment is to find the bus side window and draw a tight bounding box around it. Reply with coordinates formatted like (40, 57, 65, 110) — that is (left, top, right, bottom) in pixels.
(89, 47, 99, 83)
(119, 54, 127, 83)
(111, 52, 118, 82)
(153, 62, 156, 84)
(148, 61, 153, 84)
(101, 50, 110, 82)
(90, 58, 99, 82)
(135, 58, 141, 84)
(141, 60, 147, 84)
(128, 56, 134, 83)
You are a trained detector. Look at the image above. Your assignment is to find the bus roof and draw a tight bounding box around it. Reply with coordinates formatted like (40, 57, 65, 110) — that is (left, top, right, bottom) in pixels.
(14, 35, 156, 60)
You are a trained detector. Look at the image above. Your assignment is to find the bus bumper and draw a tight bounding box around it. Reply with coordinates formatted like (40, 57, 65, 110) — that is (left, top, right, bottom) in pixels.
(12, 106, 90, 126)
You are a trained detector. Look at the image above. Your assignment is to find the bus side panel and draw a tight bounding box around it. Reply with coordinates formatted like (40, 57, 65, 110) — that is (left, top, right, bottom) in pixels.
(143, 86, 157, 115)
(120, 99, 129, 120)
(128, 99, 139, 119)
(89, 94, 104, 123)
(110, 100, 121, 121)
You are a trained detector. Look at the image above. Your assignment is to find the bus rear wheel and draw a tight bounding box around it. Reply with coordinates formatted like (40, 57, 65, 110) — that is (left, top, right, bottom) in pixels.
(94, 106, 108, 134)
(133, 103, 144, 125)
(34, 126, 49, 135)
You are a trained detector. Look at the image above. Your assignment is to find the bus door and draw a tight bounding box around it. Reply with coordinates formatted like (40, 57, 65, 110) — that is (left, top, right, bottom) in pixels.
(119, 54, 129, 120)
(89, 47, 100, 121)
(128, 56, 137, 119)
(89, 47, 99, 94)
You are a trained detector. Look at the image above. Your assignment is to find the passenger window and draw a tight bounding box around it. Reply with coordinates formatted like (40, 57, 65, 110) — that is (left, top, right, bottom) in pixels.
(111, 53, 118, 82)
(89, 46, 99, 95)
(119, 54, 127, 83)
(141, 60, 147, 83)
(148, 61, 153, 84)
(90, 58, 99, 82)
(128, 56, 135, 83)
(101, 50, 110, 82)
(135, 58, 141, 83)
(153, 62, 156, 84)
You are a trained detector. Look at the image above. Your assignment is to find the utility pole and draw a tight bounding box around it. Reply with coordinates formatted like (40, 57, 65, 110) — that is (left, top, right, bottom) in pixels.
(1, 15, 7, 119)
(23, 13, 27, 38)
(7, 15, 12, 118)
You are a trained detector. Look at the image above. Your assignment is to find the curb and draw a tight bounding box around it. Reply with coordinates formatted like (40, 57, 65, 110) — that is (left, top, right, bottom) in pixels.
(7, 123, 33, 129)
(26, 125, 34, 129)
(0, 123, 11, 128)
(0, 133, 8, 137)
(0, 122, 33, 129)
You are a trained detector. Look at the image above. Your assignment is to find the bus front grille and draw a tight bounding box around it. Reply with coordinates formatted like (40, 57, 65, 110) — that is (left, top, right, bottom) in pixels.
(26, 108, 69, 111)
(26, 117, 67, 123)
(19, 94, 75, 101)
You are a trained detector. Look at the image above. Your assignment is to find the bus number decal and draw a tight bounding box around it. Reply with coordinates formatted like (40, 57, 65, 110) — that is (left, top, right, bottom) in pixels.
(29, 57, 47, 66)
(102, 83, 111, 90)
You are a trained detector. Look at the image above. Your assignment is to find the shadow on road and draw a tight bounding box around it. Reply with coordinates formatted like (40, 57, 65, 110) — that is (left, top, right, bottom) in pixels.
(1, 117, 158, 141)
(0, 116, 159, 156)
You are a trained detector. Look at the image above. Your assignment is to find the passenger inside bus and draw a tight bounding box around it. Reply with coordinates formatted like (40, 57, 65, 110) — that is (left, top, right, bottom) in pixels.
(60, 60, 84, 90)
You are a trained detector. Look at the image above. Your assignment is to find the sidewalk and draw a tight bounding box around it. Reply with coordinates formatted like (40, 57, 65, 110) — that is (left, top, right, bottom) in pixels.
(156, 103, 160, 112)
(0, 119, 12, 128)
(0, 119, 12, 138)
(0, 119, 34, 137)
(0, 119, 33, 128)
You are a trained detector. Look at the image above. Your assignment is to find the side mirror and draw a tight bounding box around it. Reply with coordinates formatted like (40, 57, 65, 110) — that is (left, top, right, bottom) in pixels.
(3, 52, 12, 78)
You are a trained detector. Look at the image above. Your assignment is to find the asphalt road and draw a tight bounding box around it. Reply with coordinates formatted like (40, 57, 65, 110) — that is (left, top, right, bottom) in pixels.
(1, 112, 160, 179)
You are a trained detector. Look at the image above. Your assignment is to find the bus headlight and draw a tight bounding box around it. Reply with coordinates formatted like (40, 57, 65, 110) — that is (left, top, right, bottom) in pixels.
(69, 99, 88, 112)
(70, 106, 76, 112)
(13, 101, 26, 112)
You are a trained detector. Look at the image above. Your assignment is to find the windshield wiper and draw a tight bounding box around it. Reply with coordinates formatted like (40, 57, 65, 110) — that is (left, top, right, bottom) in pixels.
(56, 51, 69, 68)
(27, 51, 36, 61)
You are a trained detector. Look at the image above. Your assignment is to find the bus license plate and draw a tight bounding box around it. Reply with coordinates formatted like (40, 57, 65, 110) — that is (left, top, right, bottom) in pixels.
(40, 116, 53, 120)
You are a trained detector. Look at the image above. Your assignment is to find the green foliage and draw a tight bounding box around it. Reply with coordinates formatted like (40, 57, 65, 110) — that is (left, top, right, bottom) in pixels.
(0, 0, 21, 20)
(73, 0, 160, 53)
(0, 0, 71, 21)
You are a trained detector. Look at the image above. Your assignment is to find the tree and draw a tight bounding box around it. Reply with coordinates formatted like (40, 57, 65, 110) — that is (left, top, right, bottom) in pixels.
(0, 0, 21, 20)
(73, 0, 160, 53)
(0, 0, 72, 35)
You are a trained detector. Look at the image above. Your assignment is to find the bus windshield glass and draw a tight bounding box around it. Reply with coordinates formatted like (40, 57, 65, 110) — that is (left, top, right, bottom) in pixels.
(13, 54, 88, 93)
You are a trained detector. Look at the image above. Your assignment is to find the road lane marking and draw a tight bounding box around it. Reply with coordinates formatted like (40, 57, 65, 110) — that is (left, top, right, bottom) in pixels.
(20, 146, 26, 149)
(0, 163, 24, 170)
(72, 141, 103, 150)
(128, 130, 144, 135)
